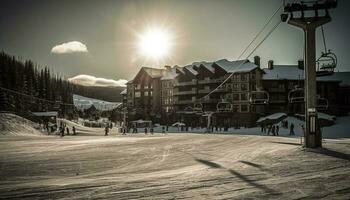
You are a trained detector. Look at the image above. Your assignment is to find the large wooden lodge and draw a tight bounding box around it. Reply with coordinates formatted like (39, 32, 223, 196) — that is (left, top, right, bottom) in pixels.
(121, 56, 350, 127)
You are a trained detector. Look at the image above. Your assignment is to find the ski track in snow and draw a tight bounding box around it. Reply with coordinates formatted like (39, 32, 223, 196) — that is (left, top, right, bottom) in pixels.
(0, 113, 350, 199)
(0, 132, 349, 199)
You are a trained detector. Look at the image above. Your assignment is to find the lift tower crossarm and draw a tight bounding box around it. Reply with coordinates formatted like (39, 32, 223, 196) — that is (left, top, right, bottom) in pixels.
(281, 0, 337, 148)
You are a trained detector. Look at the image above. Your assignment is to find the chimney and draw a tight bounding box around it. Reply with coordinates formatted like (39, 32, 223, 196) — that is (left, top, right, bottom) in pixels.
(254, 55, 260, 67)
(298, 59, 304, 70)
(164, 65, 171, 71)
(268, 60, 274, 70)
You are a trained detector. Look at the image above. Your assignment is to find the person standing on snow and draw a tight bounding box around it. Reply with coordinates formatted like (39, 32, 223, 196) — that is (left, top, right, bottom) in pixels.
(276, 125, 279, 136)
(290, 123, 295, 135)
(72, 126, 76, 135)
(105, 126, 109, 136)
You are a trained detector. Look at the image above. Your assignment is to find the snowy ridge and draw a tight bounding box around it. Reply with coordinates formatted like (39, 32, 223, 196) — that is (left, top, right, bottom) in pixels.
(73, 94, 122, 111)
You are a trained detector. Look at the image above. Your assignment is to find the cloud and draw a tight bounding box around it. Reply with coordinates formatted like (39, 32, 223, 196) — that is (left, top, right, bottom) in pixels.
(51, 41, 88, 54)
(68, 75, 127, 87)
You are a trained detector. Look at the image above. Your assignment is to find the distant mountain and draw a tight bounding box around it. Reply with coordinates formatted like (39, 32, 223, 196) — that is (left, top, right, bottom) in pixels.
(73, 85, 125, 102)
(73, 94, 121, 111)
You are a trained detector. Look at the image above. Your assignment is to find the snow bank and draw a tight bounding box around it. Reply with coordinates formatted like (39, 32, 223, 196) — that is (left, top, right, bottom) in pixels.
(0, 113, 42, 136)
(257, 112, 287, 123)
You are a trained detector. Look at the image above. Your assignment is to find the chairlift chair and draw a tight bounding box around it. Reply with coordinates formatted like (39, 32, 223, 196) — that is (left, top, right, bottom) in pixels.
(184, 106, 193, 112)
(316, 25, 337, 77)
(249, 91, 269, 105)
(316, 96, 329, 111)
(193, 103, 203, 113)
(216, 100, 233, 112)
(288, 87, 304, 103)
(316, 50, 337, 77)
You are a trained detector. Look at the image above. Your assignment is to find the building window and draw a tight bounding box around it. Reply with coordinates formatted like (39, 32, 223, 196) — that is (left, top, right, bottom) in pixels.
(150, 91, 153, 96)
(241, 83, 247, 91)
(233, 84, 238, 91)
(241, 105, 248, 112)
(240, 93, 247, 101)
(233, 94, 239, 101)
(241, 74, 247, 81)
(233, 74, 239, 81)
(144, 92, 148, 96)
(135, 91, 141, 97)
(251, 73, 256, 80)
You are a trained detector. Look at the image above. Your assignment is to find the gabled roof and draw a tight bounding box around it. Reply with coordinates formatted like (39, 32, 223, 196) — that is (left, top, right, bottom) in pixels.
(263, 65, 304, 80)
(214, 59, 257, 73)
(318, 72, 350, 86)
(120, 89, 127, 95)
(263, 65, 348, 84)
(193, 61, 215, 73)
(161, 67, 178, 80)
(142, 67, 164, 78)
(183, 64, 198, 76)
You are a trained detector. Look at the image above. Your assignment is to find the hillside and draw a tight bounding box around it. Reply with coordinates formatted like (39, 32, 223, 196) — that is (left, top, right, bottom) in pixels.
(73, 85, 125, 102)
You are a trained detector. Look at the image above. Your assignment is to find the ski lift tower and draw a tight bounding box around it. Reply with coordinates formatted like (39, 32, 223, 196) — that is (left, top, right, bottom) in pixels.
(281, 0, 337, 148)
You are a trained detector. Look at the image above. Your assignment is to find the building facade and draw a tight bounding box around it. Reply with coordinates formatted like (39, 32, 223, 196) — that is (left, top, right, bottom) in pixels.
(125, 57, 348, 127)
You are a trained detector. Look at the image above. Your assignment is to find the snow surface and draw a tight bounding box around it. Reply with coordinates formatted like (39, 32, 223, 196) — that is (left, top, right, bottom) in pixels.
(263, 65, 304, 80)
(0, 114, 350, 199)
(214, 59, 257, 73)
(161, 67, 178, 80)
(0, 113, 43, 136)
(0, 130, 349, 199)
(73, 94, 121, 111)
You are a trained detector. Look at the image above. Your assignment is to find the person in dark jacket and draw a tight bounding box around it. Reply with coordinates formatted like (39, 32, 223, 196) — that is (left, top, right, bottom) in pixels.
(105, 126, 109, 136)
(72, 126, 76, 135)
(290, 123, 295, 135)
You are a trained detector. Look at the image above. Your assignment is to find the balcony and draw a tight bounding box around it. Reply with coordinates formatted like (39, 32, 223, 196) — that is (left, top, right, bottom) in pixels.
(269, 88, 286, 92)
(198, 87, 225, 94)
(269, 99, 287, 103)
(174, 80, 197, 86)
(175, 99, 195, 105)
(173, 90, 196, 95)
(198, 78, 224, 84)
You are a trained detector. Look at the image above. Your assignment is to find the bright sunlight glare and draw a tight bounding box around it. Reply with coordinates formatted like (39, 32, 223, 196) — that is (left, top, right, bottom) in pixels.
(138, 28, 173, 60)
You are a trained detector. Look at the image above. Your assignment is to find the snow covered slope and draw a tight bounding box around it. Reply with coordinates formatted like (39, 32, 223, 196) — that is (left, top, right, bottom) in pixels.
(73, 94, 122, 111)
(0, 113, 42, 136)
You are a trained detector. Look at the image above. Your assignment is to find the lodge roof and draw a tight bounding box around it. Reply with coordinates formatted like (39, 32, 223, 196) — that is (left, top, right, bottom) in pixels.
(262, 65, 349, 84)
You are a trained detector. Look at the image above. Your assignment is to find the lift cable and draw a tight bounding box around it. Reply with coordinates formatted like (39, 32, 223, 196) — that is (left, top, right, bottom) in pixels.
(0, 86, 75, 106)
(237, 4, 283, 60)
(201, 20, 282, 100)
(321, 25, 327, 53)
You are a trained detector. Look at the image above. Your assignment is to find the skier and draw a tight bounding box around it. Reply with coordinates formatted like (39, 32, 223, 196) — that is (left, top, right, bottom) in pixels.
(66, 127, 70, 135)
(105, 126, 109, 136)
(272, 125, 276, 136)
(72, 126, 76, 135)
(144, 127, 148, 134)
(290, 123, 295, 135)
(60, 126, 65, 137)
(276, 125, 279, 136)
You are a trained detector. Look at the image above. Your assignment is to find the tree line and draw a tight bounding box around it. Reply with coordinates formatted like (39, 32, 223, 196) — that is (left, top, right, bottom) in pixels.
(0, 51, 74, 119)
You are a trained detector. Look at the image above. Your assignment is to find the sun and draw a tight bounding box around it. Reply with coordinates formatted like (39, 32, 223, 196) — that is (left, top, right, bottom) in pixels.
(137, 28, 173, 60)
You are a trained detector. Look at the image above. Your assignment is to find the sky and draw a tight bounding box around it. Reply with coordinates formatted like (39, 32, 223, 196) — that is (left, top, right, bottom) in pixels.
(0, 0, 349, 86)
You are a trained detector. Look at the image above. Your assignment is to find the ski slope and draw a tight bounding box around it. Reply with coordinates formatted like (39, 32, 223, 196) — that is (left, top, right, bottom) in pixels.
(73, 94, 121, 111)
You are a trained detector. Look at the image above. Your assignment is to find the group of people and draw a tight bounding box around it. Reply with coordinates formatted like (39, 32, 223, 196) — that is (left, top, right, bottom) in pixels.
(261, 124, 280, 136)
(58, 123, 76, 137)
(261, 121, 295, 136)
